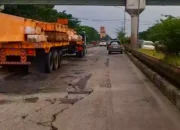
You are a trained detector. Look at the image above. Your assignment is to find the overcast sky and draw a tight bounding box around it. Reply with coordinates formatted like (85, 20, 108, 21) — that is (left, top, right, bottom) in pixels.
(55, 6, 180, 38)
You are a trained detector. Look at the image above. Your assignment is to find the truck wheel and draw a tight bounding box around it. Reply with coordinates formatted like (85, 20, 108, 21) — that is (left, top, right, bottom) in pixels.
(45, 51, 53, 73)
(58, 50, 63, 68)
(53, 50, 58, 70)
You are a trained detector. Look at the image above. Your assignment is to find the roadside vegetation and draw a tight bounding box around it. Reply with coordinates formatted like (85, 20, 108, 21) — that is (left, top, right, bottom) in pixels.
(138, 15, 180, 67)
(2, 5, 99, 43)
(116, 28, 130, 44)
(138, 49, 180, 67)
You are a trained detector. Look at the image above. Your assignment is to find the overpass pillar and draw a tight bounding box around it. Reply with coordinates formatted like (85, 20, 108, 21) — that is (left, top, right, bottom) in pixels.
(126, 0, 146, 49)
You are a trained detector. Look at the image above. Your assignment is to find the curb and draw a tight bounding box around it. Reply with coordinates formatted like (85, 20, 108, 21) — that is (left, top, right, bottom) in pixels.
(126, 51, 180, 110)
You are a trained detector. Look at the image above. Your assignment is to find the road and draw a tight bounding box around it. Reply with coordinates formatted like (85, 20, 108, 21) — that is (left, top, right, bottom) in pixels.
(0, 47, 180, 130)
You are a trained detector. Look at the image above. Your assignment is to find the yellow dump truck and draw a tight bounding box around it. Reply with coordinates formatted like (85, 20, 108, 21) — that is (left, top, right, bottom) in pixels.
(0, 13, 87, 73)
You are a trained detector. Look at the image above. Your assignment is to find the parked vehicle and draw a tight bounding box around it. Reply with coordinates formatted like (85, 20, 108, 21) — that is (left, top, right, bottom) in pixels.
(99, 40, 107, 47)
(0, 13, 87, 73)
(141, 41, 155, 50)
(92, 41, 97, 46)
(108, 40, 123, 54)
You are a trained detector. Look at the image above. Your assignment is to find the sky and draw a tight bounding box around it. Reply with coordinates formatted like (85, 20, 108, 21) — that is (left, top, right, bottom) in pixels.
(54, 6, 180, 38)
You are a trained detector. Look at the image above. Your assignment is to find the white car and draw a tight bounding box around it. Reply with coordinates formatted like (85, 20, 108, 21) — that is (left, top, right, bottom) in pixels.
(142, 45, 155, 50)
(141, 41, 155, 50)
(99, 41, 107, 47)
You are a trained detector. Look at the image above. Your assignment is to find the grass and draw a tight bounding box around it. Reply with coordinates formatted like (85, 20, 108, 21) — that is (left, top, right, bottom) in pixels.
(138, 49, 165, 59)
(138, 49, 180, 67)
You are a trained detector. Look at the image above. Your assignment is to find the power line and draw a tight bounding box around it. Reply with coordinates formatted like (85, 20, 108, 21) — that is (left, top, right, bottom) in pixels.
(76, 17, 127, 21)
(75, 17, 155, 24)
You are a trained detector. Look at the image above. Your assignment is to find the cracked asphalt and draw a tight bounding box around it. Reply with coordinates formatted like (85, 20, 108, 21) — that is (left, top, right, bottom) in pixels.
(0, 47, 180, 130)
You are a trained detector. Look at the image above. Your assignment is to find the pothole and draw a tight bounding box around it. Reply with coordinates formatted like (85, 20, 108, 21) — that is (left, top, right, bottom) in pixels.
(75, 74, 92, 89)
(24, 97, 39, 103)
(67, 87, 93, 94)
(21, 114, 29, 119)
(59, 98, 79, 104)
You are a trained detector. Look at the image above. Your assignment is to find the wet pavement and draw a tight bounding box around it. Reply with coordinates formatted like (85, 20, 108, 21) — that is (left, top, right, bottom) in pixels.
(0, 47, 180, 130)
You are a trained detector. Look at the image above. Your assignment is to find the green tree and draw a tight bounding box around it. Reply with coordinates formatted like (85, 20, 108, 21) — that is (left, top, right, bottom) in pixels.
(116, 28, 129, 44)
(2, 5, 81, 29)
(58, 10, 81, 29)
(139, 16, 180, 55)
(78, 26, 99, 43)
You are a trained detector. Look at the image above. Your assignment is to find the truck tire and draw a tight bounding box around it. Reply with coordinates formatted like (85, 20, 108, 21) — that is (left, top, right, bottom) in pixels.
(58, 50, 63, 68)
(45, 51, 53, 73)
(53, 50, 58, 70)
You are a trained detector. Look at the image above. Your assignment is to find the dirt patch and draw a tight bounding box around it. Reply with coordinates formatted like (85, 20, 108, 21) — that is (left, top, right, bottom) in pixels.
(68, 58, 88, 62)
(22, 114, 29, 119)
(45, 98, 57, 104)
(59, 98, 79, 104)
(71, 70, 85, 75)
(62, 63, 78, 67)
(59, 75, 76, 79)
(0, 99, 11, 105)
(21, 72, 47, 81)
(100, 71, 111, 88)
(4, 73, 28, 81)
(24, 97, 39, 103)
(105, 58, 109, 67)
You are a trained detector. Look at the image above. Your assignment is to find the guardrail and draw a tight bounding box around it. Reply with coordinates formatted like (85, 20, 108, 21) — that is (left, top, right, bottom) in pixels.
(124, 45, 180, 88)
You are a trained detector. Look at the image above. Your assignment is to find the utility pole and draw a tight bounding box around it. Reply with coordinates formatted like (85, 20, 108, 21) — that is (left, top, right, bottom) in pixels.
(124, 10, 126, 34)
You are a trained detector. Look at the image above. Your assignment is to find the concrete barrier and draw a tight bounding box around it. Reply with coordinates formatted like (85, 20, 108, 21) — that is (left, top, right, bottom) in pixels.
(126, 51, 180, 110)
(132, 50, 180, 87)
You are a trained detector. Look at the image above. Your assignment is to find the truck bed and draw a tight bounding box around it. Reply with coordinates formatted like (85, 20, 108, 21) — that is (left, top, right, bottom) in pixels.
(0, 13, 85, 72)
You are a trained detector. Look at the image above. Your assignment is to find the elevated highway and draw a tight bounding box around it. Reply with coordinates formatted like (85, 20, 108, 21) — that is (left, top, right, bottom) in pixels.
(0, 0, 180, 5)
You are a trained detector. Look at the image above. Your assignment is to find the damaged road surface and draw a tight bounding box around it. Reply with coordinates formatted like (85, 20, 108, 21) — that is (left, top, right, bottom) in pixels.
(1, 47, 180, 130)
